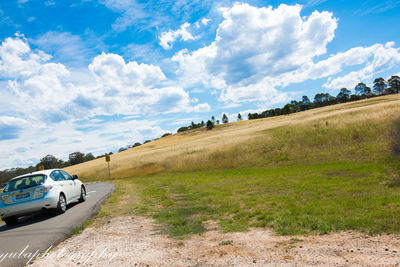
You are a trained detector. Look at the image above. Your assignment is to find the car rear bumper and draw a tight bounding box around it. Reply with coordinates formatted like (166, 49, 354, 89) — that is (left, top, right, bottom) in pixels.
(0, 192, 59, 219)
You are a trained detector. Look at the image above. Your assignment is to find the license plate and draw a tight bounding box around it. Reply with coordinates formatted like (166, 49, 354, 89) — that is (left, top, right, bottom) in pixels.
(16, 193, 30, 200)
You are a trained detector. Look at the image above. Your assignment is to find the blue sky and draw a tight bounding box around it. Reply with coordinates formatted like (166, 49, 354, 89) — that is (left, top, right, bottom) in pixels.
(0, 0, 399, 169)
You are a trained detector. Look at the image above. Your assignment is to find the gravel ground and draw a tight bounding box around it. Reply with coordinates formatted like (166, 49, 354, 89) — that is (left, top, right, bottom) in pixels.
(29, 216, 400, 267)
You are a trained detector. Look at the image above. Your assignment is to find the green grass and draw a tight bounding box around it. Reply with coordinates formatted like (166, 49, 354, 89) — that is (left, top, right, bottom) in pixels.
(70, 219, 93, 236)
(121, 161, 399, 237)
(90, 102, 400, 238)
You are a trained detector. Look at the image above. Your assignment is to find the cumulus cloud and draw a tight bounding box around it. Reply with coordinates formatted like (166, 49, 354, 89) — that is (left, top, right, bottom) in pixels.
(173, 3, 338, 103)
(323, 42, 400, 89)
(0, 35, 52, 78)
(159, 22, 196, 50)
(172, 3, 400, 103)
(0, 36, 209, 124)
(0, 36, 210, 168)
(88, 52, 210, 114)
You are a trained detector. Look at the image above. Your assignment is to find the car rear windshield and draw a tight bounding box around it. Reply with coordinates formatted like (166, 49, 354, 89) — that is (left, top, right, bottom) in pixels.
(3, 175, 46, 193)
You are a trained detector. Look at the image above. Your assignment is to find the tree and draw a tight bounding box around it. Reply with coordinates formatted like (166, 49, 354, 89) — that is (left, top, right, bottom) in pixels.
(388, 75, 400, 94)
(282, 103, 292, 114)
(300, 96, 311, 110)
(355, 82, 371, 96)
(216, 120, 220, 124)
(237, 113, 242, 121)
(178, 126, 189, 132)
(118, 147, 127, 152)
(211, 116, 215, 124)
(69, 152, 85, 165)
(222, 114, 229, 124)
(337, 88, 351, 102)
(314, 93, 334, 107)
(39, 154, 63, 169)
(206, 120, 214, 130)
(302, 96, 311, 105)
(373, 78, 387, 95)
(84, 153, 95, 161)
(201, 120, 205, 127)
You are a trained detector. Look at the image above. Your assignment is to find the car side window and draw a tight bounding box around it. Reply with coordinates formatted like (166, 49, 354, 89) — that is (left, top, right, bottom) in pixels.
(50, 171, 65, 181)
(60, 170, 72, 180)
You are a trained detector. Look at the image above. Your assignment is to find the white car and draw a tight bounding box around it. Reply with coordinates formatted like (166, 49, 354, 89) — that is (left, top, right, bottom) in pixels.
(0, 169, 86, 225)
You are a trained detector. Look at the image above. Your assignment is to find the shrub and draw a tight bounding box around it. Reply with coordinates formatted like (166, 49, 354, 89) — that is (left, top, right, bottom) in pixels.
(206, 120, 214, 130)
(178, 126, 189, 132)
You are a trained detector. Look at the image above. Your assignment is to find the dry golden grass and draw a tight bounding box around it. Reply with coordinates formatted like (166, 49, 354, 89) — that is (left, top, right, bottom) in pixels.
(65, 94, 400, 181)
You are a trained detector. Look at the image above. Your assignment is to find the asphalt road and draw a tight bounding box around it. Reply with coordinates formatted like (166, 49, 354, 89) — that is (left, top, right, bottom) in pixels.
(0, 182, 114, 267)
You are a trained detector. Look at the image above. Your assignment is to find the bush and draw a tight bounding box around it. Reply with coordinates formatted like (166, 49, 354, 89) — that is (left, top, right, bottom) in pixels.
(161, 133, 171, 138)
(206, 120, 214, 130)
(132, 142, 142, 148)
(178, 126, 189, 132)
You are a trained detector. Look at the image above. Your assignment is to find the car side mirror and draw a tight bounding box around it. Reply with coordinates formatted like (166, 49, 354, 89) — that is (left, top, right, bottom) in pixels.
(72, 175, 78, 180)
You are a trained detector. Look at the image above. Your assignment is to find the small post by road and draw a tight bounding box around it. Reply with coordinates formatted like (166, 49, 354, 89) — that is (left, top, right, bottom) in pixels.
(105, 155, 111, 179)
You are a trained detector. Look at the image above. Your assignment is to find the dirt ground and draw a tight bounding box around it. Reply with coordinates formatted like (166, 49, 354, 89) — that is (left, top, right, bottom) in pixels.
(30, 216, 400, 267)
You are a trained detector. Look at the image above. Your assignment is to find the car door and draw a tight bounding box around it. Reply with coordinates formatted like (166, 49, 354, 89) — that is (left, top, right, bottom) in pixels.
(50, 170, 73, 203)
(60, 170, 79, 200)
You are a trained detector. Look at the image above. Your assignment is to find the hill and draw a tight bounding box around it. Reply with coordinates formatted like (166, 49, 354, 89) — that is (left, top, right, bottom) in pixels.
(66, 94, 400, 237)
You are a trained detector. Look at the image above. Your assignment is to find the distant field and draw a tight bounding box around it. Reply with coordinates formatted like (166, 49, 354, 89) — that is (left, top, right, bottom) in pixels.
(66, 94, 400, 237)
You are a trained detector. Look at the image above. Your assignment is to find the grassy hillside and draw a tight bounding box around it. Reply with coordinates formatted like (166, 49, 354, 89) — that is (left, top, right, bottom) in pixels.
(66, 95, 400, 237)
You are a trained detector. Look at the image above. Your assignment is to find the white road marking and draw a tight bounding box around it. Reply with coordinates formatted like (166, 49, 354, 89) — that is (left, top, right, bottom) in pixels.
(86, 191, 96, 194)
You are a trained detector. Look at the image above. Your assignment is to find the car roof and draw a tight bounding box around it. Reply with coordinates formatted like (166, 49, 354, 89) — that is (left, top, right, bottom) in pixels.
(9, 169, 61, 181)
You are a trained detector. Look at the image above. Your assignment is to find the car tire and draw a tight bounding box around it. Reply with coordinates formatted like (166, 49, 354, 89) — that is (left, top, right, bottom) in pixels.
(79, 186, 86, 203)
(57, 194, 67, 214)
(3, 216, 18, 225)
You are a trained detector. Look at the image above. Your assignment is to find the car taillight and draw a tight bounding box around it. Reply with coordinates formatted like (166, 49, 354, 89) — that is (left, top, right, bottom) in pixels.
(34, 186, 52, 193)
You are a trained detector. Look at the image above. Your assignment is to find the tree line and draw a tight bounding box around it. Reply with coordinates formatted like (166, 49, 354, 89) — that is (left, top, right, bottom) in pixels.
(177, 113, 237, 133)
(0, 151, 111, 184)
(248, 76, 400, 120)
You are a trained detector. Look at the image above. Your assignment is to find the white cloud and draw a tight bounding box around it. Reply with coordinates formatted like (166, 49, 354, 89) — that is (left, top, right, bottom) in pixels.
(89, 52, 166, 89)
(88, 52, 209, 114)
(0, 36, 211, 169)
(201, 18, 211, 26)
(173, 3, 400, 103)
(173, 3, 337, 103)
(159, 22, 196, 50)
(0, 35, 52, 78)
(0, 36, 209, 123)
(323, 42, 400, 89)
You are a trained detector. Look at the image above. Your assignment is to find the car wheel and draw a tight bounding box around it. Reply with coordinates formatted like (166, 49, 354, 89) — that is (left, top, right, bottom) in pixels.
(79, 186, 86, 202)
(3, 216, 18, 225)
(57, 194, 67, 214)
